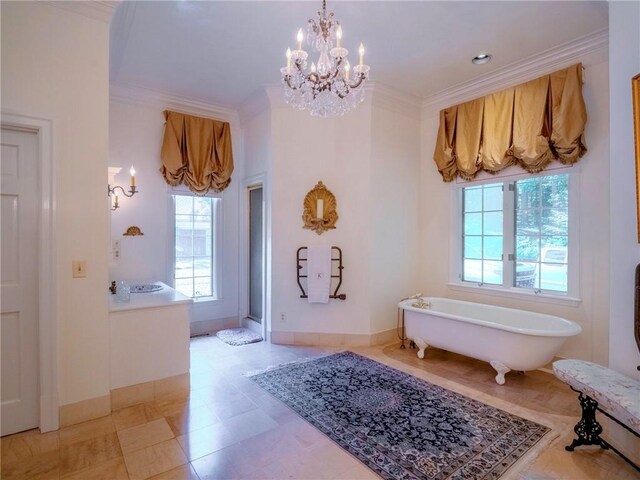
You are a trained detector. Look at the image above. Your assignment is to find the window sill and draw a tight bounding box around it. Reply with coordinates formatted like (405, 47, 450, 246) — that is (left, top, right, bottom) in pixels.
(447, 282, 582, 307)
(191, 296, 222, 306)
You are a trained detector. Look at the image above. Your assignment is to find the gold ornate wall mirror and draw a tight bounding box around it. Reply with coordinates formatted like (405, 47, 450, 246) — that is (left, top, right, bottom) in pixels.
(302, 181, 338, 235)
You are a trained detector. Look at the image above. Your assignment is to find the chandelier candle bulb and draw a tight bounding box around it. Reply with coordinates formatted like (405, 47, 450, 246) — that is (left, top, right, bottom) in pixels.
(297, 28, 303, 50)
(316, 199, 324, 220)
(336, 25, 342, 48)
(129, 166, 136, 187)
(345, 60, 350, 81)
(311, 62, 316, 73)
(114, 195, 119, 209)
(359, 43, 365, 66)
(286, 48, 292, 73)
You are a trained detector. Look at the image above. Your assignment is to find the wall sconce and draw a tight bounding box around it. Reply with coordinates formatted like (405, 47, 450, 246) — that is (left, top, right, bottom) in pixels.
(108, 166, 138, 211)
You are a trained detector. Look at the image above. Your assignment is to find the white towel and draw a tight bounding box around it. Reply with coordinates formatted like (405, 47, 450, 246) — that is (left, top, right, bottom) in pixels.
(307, 246, 332, 303)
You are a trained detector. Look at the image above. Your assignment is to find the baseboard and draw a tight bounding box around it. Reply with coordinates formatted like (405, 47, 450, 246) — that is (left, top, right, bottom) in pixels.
(190, 316, 239, 337)
(271, 328, 398, 347)
(241, 317, 262, 334)
(59, 394, 111, 428)
(111, 372, 190, 411)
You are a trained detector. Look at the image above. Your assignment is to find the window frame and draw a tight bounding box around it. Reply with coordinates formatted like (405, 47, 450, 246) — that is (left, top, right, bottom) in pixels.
(167, 185, 223, 303)
(449, 166, 581, 306)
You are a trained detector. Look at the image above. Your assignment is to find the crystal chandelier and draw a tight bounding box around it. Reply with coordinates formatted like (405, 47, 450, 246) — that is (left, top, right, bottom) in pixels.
(280, 0, 370, 117)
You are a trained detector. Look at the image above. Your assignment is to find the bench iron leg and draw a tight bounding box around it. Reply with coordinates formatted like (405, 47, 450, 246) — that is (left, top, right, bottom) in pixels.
(566, 393, 608, 451)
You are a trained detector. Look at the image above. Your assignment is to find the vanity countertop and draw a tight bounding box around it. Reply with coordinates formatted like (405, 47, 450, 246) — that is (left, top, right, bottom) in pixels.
(108, 281, 192, 313)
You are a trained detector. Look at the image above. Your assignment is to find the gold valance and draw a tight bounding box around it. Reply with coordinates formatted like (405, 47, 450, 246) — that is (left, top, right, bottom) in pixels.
(433, 63, 587, 182)
(160, 110, 234, 194)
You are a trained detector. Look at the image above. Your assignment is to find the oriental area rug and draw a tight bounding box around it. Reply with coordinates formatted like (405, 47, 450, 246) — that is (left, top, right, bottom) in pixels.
(249, 351, 550, 480)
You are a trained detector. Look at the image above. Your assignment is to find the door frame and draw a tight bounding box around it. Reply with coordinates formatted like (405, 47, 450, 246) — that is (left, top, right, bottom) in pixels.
(241, 174, 268, 341)
(1, 112, 58, 432)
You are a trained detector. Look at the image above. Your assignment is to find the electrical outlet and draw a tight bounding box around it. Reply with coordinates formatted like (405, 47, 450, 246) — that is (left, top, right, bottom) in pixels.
(72, 260, 86, 278)
(113, 249, 120, 259)
(280, 312, 287, 323)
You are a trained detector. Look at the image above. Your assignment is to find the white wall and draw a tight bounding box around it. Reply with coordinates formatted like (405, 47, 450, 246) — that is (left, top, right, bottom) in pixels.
(1, 2, 110, 406)
(256, 87, 421, 338)
(269, 99, 374, 335)
(108, 100, 243, 328)
(369, 94, 421, 333)
(418, 57, 611, 365)
(609, 1, 640, 379)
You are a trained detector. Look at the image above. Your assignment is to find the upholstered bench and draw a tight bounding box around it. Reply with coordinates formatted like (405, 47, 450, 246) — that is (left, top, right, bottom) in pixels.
(553, 359, 640, 471)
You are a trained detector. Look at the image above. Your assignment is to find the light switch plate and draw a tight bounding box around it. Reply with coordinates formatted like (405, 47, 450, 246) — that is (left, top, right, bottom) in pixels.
(72, 260, 86, 278)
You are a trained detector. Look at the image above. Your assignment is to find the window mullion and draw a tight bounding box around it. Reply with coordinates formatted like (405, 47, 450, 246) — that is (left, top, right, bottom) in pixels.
(503, 181, 515, 288)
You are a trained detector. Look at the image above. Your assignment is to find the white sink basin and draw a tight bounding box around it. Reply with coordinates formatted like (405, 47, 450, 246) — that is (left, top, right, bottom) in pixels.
(130, 283, 164, 293)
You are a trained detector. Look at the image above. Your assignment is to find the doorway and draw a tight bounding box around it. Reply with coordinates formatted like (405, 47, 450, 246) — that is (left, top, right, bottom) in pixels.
(1, 127, 40, 436)
(248, 185, 264, 325)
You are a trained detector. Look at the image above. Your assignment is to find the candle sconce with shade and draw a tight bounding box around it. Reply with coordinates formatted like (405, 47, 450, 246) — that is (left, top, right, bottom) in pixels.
(302, 181, 338, 235)
(108, 165, 139, 211)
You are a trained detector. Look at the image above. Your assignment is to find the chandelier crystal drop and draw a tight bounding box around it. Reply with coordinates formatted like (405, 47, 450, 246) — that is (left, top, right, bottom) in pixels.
(280, 0, 370, 117)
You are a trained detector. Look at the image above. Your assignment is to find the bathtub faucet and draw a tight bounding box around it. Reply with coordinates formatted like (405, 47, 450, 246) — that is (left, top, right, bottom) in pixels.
(400, 293, 423, 302)
(412, 297, 432, 309)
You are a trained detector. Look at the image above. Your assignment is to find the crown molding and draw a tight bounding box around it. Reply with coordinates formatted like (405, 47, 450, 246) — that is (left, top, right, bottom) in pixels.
(368, 83, 421, 120)
(48, 1, 120, 23)
(421, 28, 609, 116)
(110, 83, 240, 122)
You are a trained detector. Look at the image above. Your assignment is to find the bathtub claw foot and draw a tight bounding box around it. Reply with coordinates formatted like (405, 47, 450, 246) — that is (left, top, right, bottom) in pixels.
(490, 361, 511, 385)
(414, 338, 429, 359)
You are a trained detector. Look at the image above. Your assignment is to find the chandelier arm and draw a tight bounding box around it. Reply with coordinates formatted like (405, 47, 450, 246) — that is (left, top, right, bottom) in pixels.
(347, 74, 366, 90)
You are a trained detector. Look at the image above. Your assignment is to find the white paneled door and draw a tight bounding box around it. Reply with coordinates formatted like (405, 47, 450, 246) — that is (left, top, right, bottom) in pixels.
(1, 127, 39, 436)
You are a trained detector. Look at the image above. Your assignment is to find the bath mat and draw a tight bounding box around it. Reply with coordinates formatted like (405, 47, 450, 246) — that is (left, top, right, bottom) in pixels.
(215, 327, 263, 346)
(248, 351, 550, 480)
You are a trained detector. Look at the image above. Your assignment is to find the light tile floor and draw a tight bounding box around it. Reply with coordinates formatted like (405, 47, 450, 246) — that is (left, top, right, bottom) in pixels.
(1, 336, 638, 479)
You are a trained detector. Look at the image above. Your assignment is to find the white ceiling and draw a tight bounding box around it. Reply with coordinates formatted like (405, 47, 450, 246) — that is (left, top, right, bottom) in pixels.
(109, 1, 608, 108)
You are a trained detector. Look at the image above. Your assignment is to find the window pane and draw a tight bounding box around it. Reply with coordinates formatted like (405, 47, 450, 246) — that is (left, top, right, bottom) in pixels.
(483, 236, 502, 260)
(463, 259, 482, 283)
(515, 262, 538, 289)
(194, 278, 212, 298)
(193, 216, 212, 236)
(194, 197, 212, 215)
(464, 187, 482, 213)
(542, 176, 568, 207)
(175, 259, 193, 279)
(173, 194, 218, 299)
(516, 235, 539, 262)
(541, 208, 568, 235)
(514, 174, 568, 293)
(464, 213, 482, 235)
(175, 278, 193, 298)
(175, 196, 193, 215)
(516, 210, 540, 235)
(483, 212, 503, 235)
(540, 263, 567, 292)
(483, 260, 502, 285)
(516, 179, 540, 209)
(175, 235, 193, 257)
(194, 257, 212, 277)
(464, 236, 482, 260)
(483, 185, 502, 211)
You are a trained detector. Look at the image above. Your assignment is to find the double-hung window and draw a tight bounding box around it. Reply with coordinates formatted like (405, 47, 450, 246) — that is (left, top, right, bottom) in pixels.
(459, 172, 574, 297)
(171, 192, 221, 300)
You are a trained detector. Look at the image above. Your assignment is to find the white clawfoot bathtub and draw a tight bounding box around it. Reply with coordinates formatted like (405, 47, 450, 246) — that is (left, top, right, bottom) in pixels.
(399, 297, 581, 385)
